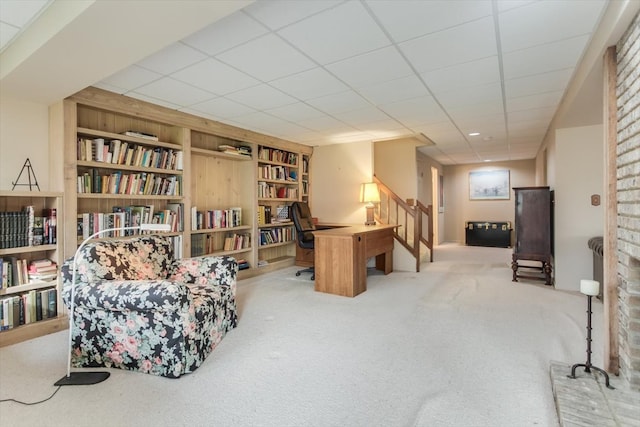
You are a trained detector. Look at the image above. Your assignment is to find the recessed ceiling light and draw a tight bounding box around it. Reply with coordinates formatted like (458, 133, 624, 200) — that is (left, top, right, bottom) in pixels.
(484, 159, 491, 162)
(468, 132, 480, 136)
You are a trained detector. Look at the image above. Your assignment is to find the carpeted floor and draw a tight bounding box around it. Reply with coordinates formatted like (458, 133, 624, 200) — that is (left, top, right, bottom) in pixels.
(0, 244, 603, 426)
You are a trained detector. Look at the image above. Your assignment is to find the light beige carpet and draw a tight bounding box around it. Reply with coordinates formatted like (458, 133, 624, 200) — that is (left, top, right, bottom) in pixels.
(0, 244, 602, 426)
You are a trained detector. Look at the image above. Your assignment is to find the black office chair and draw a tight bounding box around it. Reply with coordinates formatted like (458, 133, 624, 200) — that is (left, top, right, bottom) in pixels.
(291, 201, 315, 280)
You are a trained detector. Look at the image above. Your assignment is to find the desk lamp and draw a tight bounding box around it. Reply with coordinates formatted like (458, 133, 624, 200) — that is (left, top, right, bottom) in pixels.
(361, 182, 380, 226)
(54, 223, 171, 386)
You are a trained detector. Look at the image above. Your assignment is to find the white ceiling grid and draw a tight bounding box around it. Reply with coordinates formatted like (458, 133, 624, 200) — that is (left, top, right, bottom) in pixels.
(4, 0, 608, 165)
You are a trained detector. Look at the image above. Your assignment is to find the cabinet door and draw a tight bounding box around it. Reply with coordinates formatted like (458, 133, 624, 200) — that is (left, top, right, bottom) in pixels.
(515, 189, 551, 255)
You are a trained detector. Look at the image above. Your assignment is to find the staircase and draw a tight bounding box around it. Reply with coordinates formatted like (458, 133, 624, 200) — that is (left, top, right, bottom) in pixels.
(373, 176, 433, 272)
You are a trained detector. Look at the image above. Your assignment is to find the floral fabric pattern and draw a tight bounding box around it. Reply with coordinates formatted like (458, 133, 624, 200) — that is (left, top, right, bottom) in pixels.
(61, 236, 238, 378)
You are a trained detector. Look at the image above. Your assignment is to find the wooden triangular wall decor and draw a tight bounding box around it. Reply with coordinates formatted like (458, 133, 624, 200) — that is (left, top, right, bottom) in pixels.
(11, 158, 40, 191)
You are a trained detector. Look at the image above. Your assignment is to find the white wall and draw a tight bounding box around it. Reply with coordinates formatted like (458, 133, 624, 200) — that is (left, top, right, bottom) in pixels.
(373, 139, 418, 202)
(443, 159, 536, 243)
(0, 96, 50, 190)
(554, 124, 604, 291)
(310, 141, 373, 224)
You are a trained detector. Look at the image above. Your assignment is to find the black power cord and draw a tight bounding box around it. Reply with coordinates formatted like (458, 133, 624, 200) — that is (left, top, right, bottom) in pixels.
(0, 386, 61, 405)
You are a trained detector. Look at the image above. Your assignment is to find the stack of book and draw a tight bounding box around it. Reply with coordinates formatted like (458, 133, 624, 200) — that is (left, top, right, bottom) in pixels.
(28, 259, 58, 282)
(218, 144, 252, 158)
(237, 259, 250, 270)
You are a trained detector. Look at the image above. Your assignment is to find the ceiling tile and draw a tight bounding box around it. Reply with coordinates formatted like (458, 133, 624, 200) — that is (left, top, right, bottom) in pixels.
(508, 106, 556, 123)
(265, 102, 326, 122)
(132, 77, 215, 107)
(504, 68, 573, 99)
(364, 119, 409, 132)
(277, 1, 390, 65)
(188, 97, 257, 119)
(506, 90, 563, 113)
(1, 22, 20, 50)
(306, 90, 372, 114)
(127, 92, 183, 111)
(499, 0, 607, 53)
(171, 58, 259, 95)
(496, 1, 537, 13)
(366, 0, 492, 43)
(100, 65, 162, 92)
(270, 67, 348, 100)
(502, 35, 589, 80)
(436, 82, 503, 110)
(0, 0, 49, 27)
(447, 101, 505, 122)
(136, 43, 207, 75)
(244, 0, 343, 30)
(399, 16, 497, 73)
(181, 11, 269, 56)
(357, 75, 429, 106)
(326, 46, 413, 88)
(421, 56, 500, 94)
(338, 106, 393, 127)
(379, 95, 449, 127)
(224, 84, 298, 110)
(296, 115, 357, 133)
(216, 33, 316, 82)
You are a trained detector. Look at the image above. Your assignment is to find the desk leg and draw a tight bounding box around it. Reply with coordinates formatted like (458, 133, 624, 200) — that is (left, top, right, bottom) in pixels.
(375, 250, 393, 274)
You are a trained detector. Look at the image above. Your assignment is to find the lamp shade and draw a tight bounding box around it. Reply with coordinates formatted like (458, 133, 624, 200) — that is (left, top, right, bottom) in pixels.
(580, 279, 599, 296)
(361, 182, 380, 203)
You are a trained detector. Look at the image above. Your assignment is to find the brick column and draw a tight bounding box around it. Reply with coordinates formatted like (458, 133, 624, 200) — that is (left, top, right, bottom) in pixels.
(616, 11, 640, 390)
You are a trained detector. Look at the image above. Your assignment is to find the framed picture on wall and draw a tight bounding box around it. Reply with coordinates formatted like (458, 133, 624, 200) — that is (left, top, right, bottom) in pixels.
(469, 169, 510, 200)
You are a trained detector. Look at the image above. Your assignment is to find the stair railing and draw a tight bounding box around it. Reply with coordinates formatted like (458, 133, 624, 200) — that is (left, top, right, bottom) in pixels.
(373, 176, 433, 272)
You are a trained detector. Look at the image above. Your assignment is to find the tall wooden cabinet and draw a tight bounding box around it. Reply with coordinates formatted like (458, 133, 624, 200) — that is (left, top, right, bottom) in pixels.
(511, 187, 554, 286)
(52, 87, 312, 279)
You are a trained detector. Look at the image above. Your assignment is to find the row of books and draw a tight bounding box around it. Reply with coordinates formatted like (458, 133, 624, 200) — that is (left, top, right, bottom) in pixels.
(217, 144, 252, 157)
(258, 147, 298, 165)
(191, 232, 251, 256)
(77, 137, 183, 170)
(257, 182, 298, 199)
(77, 203, 184, 239)
(223, 233, 251, 251)
(1, 258, 58, 288)
(190, 207, 242, 231)
(0, 207, 56, 249)
(257, 205, 291, 225)
(259, 227, 294, 246)
(258, 165, 298, 182)
(1, 289, 58, 330)
(77, 169, 182, 196)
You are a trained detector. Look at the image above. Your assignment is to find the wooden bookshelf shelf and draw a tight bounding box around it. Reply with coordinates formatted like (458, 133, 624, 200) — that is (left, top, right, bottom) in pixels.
(52, 87, 312, 279)
(0, 191, 65, 346)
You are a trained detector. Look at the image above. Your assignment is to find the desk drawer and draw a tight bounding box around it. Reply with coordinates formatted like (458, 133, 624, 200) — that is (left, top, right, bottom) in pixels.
(364, 229, 394, 258)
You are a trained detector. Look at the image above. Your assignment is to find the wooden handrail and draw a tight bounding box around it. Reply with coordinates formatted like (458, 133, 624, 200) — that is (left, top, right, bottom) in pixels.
(373, 176, 433, 271)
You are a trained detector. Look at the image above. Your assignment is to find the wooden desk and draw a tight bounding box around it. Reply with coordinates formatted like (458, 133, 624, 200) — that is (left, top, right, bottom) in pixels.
(312, 224, 396, 297)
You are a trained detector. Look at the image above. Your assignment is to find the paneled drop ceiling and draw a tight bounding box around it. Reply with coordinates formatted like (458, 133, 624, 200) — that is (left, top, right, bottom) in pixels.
(1, 0, 609, 165)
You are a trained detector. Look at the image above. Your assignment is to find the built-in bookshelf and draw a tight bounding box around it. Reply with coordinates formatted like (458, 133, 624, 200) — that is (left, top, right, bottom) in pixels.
(301, 153, 310, 204)
(69, 104, 186, 258)
(256, 145, 301, 269)
(53, 86, 313, 279)
(0, 191, 67, 347)
(189, 130, 254, 278)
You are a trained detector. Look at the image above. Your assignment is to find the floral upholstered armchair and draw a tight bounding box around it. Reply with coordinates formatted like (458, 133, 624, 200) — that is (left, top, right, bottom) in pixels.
(61, 235, 238, 378)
